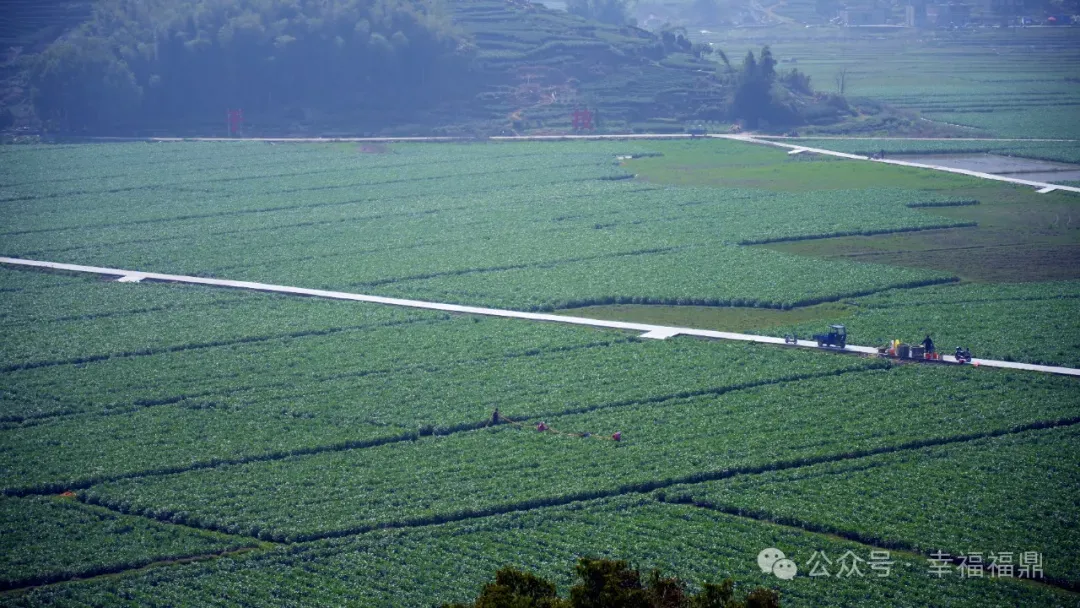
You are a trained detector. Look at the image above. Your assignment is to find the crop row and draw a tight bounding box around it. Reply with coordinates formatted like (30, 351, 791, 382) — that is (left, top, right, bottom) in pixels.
(376, 244, 955, 311)
(0, 281, 430, 374)
(0, 150, 637, 236)
(1, 316, 621, 424)
(923, 109, 1080, 141)
(77, 365, 1080, 541)
(3, 265, 899, 492)
(905, 200, 979, 208)
(660, 424, 1080, 585)
(0, 142, 631, 203)
(3, 260, 798, 421)
(4, 182, 963, 275)
(1, 140, 970, 311)
(854, 281, 1080, 307)
(0, 495, 252, 591)
(1, 333, 877, 493)
(0, 270, 254, 327)
(8, 496, 1075, 607)
(1, 179, 655, 256)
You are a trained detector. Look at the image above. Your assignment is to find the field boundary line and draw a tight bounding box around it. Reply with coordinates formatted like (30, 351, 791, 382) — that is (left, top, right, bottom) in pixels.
(657, 498, 1080, 594)
(2, 337, 631, 427)
(3, 365, 882, 497)
(726, 135, 1080, 194)
(0, 545, 273, 597)
(3, 257, 1078, 377)
(0, 317, 432, 374)
(87, 415, 1079, 544)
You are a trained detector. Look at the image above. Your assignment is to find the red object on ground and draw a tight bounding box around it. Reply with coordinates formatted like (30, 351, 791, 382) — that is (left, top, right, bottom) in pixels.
(59, 491, 76, 498)
(537, 422, 548, 431)
(612, 431, 621, 442)
(227, 109, 244, 135)
(572, 109, 593, 131)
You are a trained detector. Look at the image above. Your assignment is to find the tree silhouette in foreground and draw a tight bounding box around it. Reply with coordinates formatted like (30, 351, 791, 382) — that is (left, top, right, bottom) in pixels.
(445, 558, 780, 608)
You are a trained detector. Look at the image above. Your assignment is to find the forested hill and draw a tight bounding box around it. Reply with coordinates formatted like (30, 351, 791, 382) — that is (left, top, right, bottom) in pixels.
(7, 0, 846, 135)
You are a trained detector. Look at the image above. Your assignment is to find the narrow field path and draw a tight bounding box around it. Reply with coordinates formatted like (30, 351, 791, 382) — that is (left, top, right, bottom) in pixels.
(754, 136, 1080, 142)
(3, 257, 1078, 377)
(729, 135, 1080, 194)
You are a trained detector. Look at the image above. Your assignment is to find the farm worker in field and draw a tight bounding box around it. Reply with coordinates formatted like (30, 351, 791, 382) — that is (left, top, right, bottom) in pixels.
(492, 408, 500, 425)
(612, 431, 621, 442)
(922, 335, 935, 355)
(537, 421, 548, 432)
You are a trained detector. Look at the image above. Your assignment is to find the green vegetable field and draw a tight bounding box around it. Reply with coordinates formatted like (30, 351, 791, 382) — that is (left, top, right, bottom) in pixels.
(4, 498, 1076, 607)
(0, 496, 255, 591)
(0, 141, 965, 310)
(1, 139, 1077, 606)
(663, 424, 1080, 585)
(764, 281, 1080, 367)
(697, 26, 1080, 140)
(784, 139, 1080, 166)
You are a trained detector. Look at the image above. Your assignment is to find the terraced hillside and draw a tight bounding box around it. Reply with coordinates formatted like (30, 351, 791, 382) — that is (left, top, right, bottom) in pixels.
(449, 0, 727, 131)
(3, 0, 735, 135)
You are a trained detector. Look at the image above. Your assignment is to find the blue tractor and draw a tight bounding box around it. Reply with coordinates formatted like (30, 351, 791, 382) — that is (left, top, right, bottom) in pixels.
(814, 324, 847, 348)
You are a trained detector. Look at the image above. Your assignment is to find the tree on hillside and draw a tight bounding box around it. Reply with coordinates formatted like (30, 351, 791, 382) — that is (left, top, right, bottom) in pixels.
(26, 0, 475, 132)
(29, 37, 142, 131)
(731, 48, 769, 127)
(834, 67, 849, 95)
(758, 46, 776, 81)
(444, 558, 781, 608)
(659, 27, 693, 53)
(728, 45, 815, 128)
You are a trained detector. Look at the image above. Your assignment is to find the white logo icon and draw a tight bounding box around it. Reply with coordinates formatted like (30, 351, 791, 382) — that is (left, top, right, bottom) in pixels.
(773, 558, 798, 580)
(758, 548, 785, 573)
(758, 548, 798, 579)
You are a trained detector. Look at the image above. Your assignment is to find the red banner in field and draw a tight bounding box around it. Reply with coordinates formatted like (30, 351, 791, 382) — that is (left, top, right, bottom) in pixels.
(572, 109, 593, 131)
